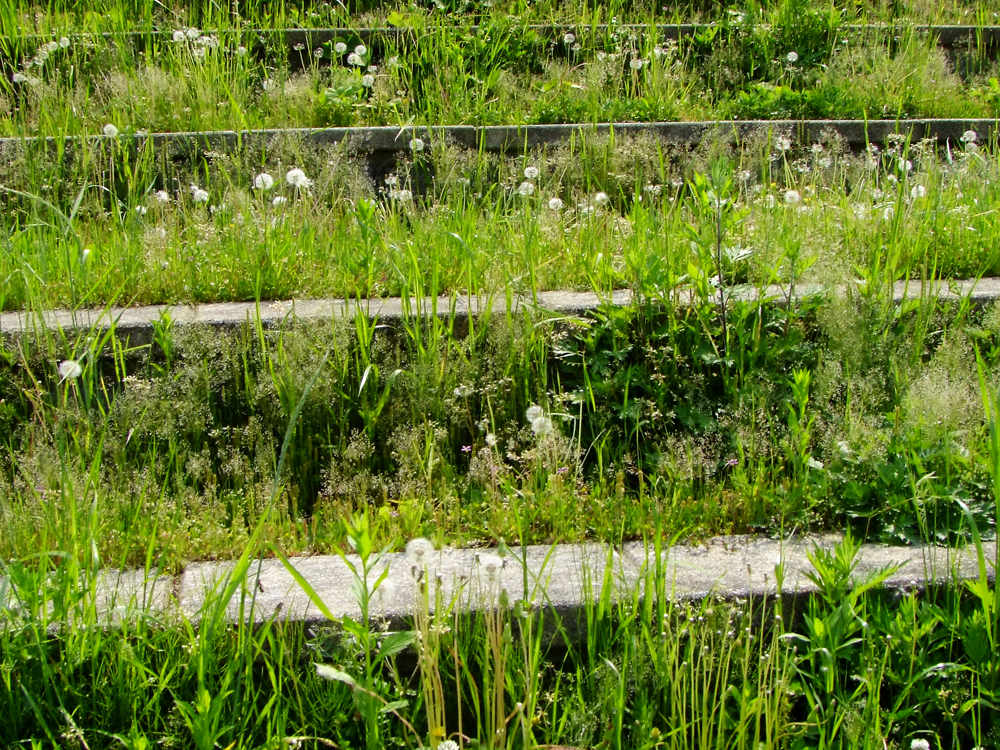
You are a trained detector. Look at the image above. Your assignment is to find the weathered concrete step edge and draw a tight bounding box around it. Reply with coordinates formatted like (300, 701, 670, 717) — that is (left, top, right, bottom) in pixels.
(39, 536, 998, 637)
(3, 118, 996, 156)
(14, 24, 1000, 51)
(2, 278, 996, 346)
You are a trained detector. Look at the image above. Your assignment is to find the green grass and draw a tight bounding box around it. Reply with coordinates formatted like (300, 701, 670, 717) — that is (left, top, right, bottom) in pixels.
(1, 16, 996, 137)
(1, 131, 1000, 312)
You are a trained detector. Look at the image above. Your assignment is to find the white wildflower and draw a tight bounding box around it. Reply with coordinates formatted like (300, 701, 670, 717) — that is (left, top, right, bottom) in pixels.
(390, 189, 413, 202)
(192, 188, 209, 203)
(594, 191, 609, 205)
(154, 190, 171, 203)
(102, 123, 119, 137)
(58, 360, 83, 381)
(272, 196, 288, 207)
(783, 189, 801, 205)
(186, 27, 200, 40)
(347, 53, 362, 66)
(285, 168, 312, 189)
(354, 44, 367, 57)
(910, 184, 926, 199)
(786, 51, 798, 63)
(172, 30, 186, 42)
(485, 433, 497, 447)
(961, 130, 978, 143)
(253, 172, 275, 190)
(909, 740, 930, 750)
(361, 74, 374, 87)
(334, 42, 347, 54)
(548, 197, 564, 210)
(526, 405, 544, 423)
(59, 37, 70, 48)
(516, 181, 535, 196)
(563, 33, 575, 45)
(236, 45, 247, 56)
(523, 166, 539, 180)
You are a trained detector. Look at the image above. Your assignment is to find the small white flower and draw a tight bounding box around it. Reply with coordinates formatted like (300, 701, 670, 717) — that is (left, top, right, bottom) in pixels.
(516, 181, 535, 196)
(192, 188, 209, 203)
(775, 136, 791, 152)
(314, 47, 323, 58)
(526, 405, 544, 423)
(783, 189, 801, 205)
(354, 44, 367, 57)
(236, 45, 247, 56)
(961, 130, 978, 143)
(548, 197, 564, 210)
(594, 191, 609, 205)
(409, 138, 425, 152)
(361, 74, 374, 87)
(285, 168, 312, 189)
(172, 30, 186, 42)
(385, 174, 398, 187)
(102, 123, 119, 137)
(563, 33, 575, 45)
(154, 190, 171, 203)
(334, 42, 347, 54)
(272, 196, 288, 207)
(910, 184, 926, 199)
(485, 433, 497, 447)
(59, 37, 70, 48)
(438, 741, 460, 750)
(347, 53, 362, 66)
(523, 166, 539, 180)
(786, 51, 798, 63)
(253, 172, 275, 190)
(58, 360, 83, 381)
(909, 740, 930, 750)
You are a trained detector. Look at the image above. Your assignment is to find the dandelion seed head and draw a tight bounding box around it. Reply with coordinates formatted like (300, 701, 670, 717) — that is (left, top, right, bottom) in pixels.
(531, 416, 553, 436)
(389, 189, 413, 202)
(186, 27, 200, 40)
(58, 360, 82, 380)
(172, 30, 186, 42)
(12, 72, 27, 83)
(285, 168, 312, 189)
(485, 433, 497, 447)
(786, 51, 798, 63)
(775, 136, 791, 152)
(59, 37, 70, 48)
(563, 33, 575, 45)
(784, 189, 801, 205)
(961, 130, 978, 143)
(409, 138, 425, 152)
(516, 181, 535, 196)
(361, 74, 375, 87)
(154, 190, 171, 203)
(272, 196, 288, 207)
(406, 538, 435, 566)
(334, 42, 347, 54)
(192, 188, 209, 203)
(347, 53, 363, 66)
(354, 44, 367, 57)
(526, 405, 544, 423)
(102, 123, 119, 137)
(523, 166, 539, 180)
(548, 197, 564, 210)
(253, 173, 275, 190)
(236, 45, 247, 56)
(910, 184, 926, 199)
(629, 57, 644, 70)
(594, 191, 609, 205)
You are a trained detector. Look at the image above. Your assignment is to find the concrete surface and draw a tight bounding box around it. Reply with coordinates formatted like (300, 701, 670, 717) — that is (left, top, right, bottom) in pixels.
(2, 118, 997, 159)
(2, 278, 996, 346)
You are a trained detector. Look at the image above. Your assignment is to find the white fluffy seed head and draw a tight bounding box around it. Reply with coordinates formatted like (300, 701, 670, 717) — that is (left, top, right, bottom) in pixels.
(523, 166, 539, 180)
(786, 51, 798, 63)
(594, 191, 609, 205)
(334, 42, 347, 54)
(548, 197, 564, 210)
(285, 168, 312, 189)
(253, 172, 275, 190)
(192, 188, 209, 203)
(58, 360, 83, 380)
(516, 181, 535, 196)
(102, 123, 119, 137)
(526, 405, 544, 423)
(783, 190, 801, 205)
(409, 138, 425, 152)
